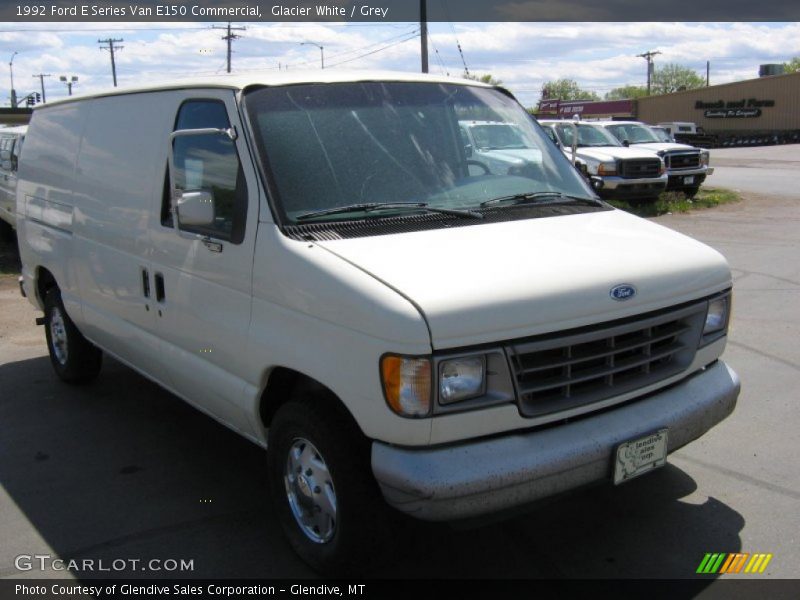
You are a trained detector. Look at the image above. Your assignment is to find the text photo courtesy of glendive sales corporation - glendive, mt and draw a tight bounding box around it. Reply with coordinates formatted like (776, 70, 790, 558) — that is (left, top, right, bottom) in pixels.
(1, 0, 799, 596)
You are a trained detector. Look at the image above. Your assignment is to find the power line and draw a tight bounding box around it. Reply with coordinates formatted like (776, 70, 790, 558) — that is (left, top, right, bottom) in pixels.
(429, 37, 449, 76)
(440, 0, 469, 76)
(319, 33, 420, 69)
(98, 38, 123, 87)
(212, 22, 246, 73)
(280, 28, 419, 70)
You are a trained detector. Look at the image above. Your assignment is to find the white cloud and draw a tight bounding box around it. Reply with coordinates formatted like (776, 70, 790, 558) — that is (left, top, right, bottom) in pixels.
(0, 21, 798, 106)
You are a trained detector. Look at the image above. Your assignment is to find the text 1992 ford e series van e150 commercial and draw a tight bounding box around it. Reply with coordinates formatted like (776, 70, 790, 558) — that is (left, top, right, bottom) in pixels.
(15, 71, 740, 573)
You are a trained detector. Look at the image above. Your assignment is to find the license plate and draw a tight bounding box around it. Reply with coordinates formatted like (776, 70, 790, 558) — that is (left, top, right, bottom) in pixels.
(683, 176, 695, 185)
(614, 429, 668, 485)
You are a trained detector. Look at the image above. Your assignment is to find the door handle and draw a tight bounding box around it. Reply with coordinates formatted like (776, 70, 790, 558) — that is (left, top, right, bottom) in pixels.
(141, 268, 150, 298)
(154, 273, 165, 303)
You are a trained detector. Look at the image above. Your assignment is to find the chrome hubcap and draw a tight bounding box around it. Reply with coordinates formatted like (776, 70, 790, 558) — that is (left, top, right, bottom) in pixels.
(284, 438, 337, 544)
(50, 307, 68, 365)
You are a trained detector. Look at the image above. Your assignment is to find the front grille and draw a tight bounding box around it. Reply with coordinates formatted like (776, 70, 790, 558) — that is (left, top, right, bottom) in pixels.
(665, 152, 701, 170)
(619, 159, 661, 179)
(507, 303, 706, 418)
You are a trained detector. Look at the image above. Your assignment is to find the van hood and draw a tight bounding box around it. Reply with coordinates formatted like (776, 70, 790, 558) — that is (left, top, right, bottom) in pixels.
(570, 146, 661, 163)
(315, 209, 731, 349)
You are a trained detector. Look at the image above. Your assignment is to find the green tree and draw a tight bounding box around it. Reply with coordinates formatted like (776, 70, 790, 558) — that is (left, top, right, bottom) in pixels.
(540, 78, 599, 101)
(783, 57, 800, 73)
(605, 85, 648, 100)
(463, 72, 503, 86)
(651, 63, 705, 94)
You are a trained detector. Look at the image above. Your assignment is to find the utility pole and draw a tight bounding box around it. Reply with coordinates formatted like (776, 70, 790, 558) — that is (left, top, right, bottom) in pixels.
(33, 73, 50, 103)
(706, 60, 710, 86)
(212, 22, 246, 73)
(420, 0, 428, 73)
(636, 50, 661, 95)
(98, 38, 123, 87)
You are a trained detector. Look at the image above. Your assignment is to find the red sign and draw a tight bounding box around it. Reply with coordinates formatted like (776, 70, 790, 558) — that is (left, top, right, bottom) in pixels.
(536, 99, 634, 118)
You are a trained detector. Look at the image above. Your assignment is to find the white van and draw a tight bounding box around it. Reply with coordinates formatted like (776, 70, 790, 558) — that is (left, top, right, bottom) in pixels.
(16, 72, 739, 573)
(0, 125, 26, 237)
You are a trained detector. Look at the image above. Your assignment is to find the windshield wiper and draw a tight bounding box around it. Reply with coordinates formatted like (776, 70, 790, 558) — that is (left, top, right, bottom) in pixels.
(480, 191, 602, 208)
(296, 202, 483, 221)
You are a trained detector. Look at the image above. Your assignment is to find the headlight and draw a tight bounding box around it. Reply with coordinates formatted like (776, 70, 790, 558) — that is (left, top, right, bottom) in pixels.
(704, 295, 730, 335)
(659, 159, 666, 175)
(597, 161, 617, 176)
(380, 355, 431, 417)
(439, 357, 486, 404)
(701, 150, 711, 166)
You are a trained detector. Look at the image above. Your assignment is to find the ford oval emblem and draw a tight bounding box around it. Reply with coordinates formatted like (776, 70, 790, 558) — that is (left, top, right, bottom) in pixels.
(610, 284, 637, 301)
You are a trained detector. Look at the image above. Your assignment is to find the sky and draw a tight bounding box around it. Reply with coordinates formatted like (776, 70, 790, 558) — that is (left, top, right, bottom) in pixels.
(1, 21, 799, 108)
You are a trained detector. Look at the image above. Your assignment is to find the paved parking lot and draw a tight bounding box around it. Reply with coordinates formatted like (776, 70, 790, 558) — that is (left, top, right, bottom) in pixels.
(1, 145, 799, 581)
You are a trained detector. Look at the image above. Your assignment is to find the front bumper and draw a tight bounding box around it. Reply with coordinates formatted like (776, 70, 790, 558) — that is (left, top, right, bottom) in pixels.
(372, 360, 739, 521)
(666, 166, 713, 190)
(599, 174, 668, 191)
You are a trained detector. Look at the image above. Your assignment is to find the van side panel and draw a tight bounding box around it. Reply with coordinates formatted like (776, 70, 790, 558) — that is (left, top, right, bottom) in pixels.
(17, 104, 87, 317)
(72, 94, 174, 383)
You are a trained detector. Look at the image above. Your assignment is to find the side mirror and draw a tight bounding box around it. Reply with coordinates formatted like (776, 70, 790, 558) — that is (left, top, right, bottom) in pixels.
(176, 190, 215, 227)
(622, 139, 630, 147)
(464, 144, 473, 158)
(168, 126, 236, 233)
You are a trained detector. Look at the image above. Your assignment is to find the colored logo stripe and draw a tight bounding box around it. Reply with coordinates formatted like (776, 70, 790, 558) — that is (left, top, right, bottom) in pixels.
(745, 553, 773, 573)
(697, 553, 773, 574)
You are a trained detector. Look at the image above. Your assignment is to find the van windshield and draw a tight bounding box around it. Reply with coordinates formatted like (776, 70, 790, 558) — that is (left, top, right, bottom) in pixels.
(244, 82, 596, 224)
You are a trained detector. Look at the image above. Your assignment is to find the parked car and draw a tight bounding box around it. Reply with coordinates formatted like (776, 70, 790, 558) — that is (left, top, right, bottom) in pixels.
(0, 125, 26, 239)
(539, 119, 668, 200)
(458, 120, 543, 177)
(17, 72, 738, 573)
(595, 120, 713, 197)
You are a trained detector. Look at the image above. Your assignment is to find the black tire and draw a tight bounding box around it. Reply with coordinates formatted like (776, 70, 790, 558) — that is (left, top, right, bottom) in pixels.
(684, 186, 701, 199)
(43, 288, 102, 384)
(267, 397, 396, 575)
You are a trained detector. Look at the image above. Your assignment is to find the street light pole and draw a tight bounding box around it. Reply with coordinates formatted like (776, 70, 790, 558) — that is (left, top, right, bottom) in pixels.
(9, 51, 18, 108)
(301, 42, 324, 69)
(59, 75, 78, 96)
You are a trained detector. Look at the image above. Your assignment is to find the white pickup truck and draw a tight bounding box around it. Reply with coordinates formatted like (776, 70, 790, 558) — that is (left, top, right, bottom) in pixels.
(539, 119, 668, 200)
(16, 72, 738, 573)
(595, 121, 713, 197)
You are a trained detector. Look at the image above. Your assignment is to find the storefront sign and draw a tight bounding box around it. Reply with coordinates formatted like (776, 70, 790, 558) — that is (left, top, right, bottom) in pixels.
(704, 108, 762, 118)
(695, 98, 775, 110)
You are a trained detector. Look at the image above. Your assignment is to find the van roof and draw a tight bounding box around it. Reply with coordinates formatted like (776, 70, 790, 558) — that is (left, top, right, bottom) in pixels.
(36, 70, 494, 109)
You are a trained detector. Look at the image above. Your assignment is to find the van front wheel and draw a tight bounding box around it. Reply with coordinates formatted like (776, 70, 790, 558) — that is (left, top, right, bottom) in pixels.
(267, 398, 394, 575)
(44, 288, 102, 383)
